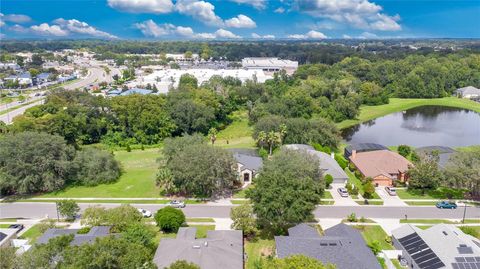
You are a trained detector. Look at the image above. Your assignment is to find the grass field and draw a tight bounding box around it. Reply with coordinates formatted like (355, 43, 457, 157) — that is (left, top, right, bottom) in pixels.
(405, 201, 438, 206)
(19, 224, 44, 244)
(215, 110, 255, 149)
(459, 226, 480, 239)
(336, 97, 480, 129)
(245, 239, 275, 269)
(353, 225, 393, 250)
(38, 148, 161, 198)
(186, 218, 215, 223)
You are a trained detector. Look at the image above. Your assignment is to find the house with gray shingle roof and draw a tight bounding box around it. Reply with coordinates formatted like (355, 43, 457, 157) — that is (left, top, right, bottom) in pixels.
(153, 227, 243, 269)
(275, 223, 381, 269)
(36, 226, 112, 246)
(283, 144, 349, 184)
(229, 149, 263, 185)
(415, 146, 456, 169)
(456, 86, 480, 99)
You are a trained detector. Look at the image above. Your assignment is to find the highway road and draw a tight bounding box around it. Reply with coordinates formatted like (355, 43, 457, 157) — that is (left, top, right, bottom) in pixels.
(1, 202, 479, 220)
(0, 66, 112, 124)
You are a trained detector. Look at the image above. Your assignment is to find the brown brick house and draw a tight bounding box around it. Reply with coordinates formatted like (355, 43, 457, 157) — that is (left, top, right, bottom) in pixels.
(349, 150, 412, 186)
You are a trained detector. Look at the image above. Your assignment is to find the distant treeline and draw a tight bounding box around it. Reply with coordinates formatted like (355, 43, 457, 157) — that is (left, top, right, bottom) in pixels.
(1, 40, 479, 64)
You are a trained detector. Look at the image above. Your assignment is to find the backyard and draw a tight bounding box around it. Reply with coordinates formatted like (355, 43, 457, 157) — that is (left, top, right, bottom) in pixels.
(245, 239, 275, 269)
(353, 225, 393, 250)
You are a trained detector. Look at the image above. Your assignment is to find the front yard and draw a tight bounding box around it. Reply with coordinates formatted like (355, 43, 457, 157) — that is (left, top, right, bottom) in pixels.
(353, 225, 393, 250)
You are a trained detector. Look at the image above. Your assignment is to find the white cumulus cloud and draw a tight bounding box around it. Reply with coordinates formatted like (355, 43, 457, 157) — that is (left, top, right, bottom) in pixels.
(274, 7, 285, 13)
(288, 30, 327, 39)
(2, 14, 31, 23)
(30, 23, 69, 36)
(107, 0, 174, 14)
(225, 14, 256, 28)
(251, 33, 275, 39)
(228, 0, 266, 10)
(53, 18, 117, 38)
(215, 28, 241, 39)
(175, 0, 223, 26)
(295, 0, 401, 31)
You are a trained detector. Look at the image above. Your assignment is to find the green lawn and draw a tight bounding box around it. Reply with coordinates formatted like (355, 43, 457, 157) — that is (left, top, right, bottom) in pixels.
(355, 200, 384, 205)
(459, 226, 480, 239)
(245, 239, 275, 269)
(336, 97, 480, 129)
(12, 199, 204, 204)
(231, 199, 250, 204)
(391, 259, 405, 269)
(215, 110, 256, 149)
(233, 185, 254, 198)
(19, 224, 44, 244)
(322, 191, 333, 199)
(396, 188, 465, 200)
(345, 168, 381, 199)
(0, 224, 11, 228)
(0, 218, 17, 222)
(396, 189, 436, 200)
(37, 148, 161, 198)
(405, 201, 438, 206)
(353, 225, 393, 250)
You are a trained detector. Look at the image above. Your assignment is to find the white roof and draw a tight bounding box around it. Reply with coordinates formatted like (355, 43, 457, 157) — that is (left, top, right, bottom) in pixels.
(457, 86, 480, 95)
(242, 57, 298, 69)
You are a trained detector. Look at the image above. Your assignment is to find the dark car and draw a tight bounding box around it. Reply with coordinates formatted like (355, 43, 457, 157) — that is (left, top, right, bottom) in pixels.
(8, 224, 25, 233)
(436, 201, 457, 209)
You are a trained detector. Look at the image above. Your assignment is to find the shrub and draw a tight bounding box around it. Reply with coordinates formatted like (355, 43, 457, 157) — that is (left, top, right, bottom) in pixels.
(154, 206, 186, 233)
(397, 145, 412, 158)
(363, 178, 376, 199)
(368, 240, 382, 255)
(258, 148, 268, 159)
(126, 144, 131, 152)
(72, 148, 121, 186)
(385, 235, 392, 244)
(347, 213, 357, 222)
(360, 216, 367, 223)
(77, 227, 91, 234)
(324, 174, 333, 188)
(335, 154, 348, 169)
(166, 260, 200, 269)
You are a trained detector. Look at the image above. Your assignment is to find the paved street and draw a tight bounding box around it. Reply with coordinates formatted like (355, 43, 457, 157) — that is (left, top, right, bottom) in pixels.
(0, 99, 45, 124)
(1, 202, 479, 220)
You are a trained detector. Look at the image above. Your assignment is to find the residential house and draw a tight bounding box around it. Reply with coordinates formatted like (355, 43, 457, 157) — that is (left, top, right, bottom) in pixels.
(36, 72, 52, 85)
(344, 142, 389, 159)
(415, 146, 456, 169)
(153, 227, 243, 269)
(283, 144, 349, 184)
(37, 226, 112, 246)
(392, 224, 480, 269)
(230, 149, 263, 185)
(0, 229, 18, 248)
(456, 86, 480, 99)
(275, 223, 381, 269)
(0, 62, 21, 70)
(349, 149, 412, 186)
(4, 72, 33, 87)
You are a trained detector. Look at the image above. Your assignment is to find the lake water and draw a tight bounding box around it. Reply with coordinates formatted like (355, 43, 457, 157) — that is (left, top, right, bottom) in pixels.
(342, 106, 480, 147)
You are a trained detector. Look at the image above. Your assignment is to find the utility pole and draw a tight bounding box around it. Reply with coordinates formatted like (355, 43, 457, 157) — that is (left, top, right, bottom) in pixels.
(56, 202, 60, 221)
(462, 203, 467, 224)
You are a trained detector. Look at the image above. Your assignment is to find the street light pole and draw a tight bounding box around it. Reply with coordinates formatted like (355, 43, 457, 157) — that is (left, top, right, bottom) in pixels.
(462, 203, 467, 224)
(56, 202, 60, 221)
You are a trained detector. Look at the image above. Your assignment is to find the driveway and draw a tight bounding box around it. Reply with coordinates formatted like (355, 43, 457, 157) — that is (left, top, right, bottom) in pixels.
(330, 183, 358, 206)
(375, 187, 408, 206)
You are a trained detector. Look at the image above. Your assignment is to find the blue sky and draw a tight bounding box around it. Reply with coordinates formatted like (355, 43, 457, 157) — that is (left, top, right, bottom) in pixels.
(0, 0, 479, 40)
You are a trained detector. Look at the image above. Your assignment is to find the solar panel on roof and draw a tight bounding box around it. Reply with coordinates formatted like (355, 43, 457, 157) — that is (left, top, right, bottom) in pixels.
(466, 257, 476, 262)
(397, 232, 445, 269)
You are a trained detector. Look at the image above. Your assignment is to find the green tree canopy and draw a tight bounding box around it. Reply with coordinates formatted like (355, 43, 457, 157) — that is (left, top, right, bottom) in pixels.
(247, 149, 324, 234)
(154, 206, 186, 233)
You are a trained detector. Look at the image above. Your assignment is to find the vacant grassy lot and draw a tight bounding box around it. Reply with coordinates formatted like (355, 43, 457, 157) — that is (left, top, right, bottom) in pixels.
(336, 97, 480, 129)
(38, 148, 161, 198)
(245, 239, 275, 269)
(216, 110, 255, 149)
(353, 225, 393, 250)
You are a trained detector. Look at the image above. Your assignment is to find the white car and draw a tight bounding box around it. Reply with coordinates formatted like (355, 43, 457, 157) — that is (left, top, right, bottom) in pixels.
(385, 186, 397, 196)
(337, 188, 349, 197)
(168, 200, 186, 208)
(137, 208, 152, 218)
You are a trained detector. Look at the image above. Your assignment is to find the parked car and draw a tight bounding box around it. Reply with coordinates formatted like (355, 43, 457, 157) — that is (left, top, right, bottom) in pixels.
(337, 188, 349, 197)
(137, 208, 152, 218)
(436, 201, 457, 209)
(8, 224, 24, 233)
(385, 186, 397, 196)
(168, 200, 186, 208)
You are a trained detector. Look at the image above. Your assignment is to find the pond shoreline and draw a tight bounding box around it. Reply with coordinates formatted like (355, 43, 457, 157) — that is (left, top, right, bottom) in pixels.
(336, 97, 480, 130)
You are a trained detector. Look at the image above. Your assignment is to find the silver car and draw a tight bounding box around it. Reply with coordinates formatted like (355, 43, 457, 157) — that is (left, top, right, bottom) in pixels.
(168, 200, 186, 208)
(385, 186, 397, 196)
(337, 188, 349, 197)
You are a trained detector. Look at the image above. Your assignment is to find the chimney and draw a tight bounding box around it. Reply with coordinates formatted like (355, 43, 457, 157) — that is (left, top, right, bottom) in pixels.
(351, 150, 357, 159)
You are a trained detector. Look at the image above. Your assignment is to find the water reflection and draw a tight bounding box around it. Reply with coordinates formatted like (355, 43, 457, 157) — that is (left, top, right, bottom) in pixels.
(342, 106, 480, 147)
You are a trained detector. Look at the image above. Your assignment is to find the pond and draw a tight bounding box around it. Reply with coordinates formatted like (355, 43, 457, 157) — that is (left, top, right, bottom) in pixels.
(342, 106, 480, 147)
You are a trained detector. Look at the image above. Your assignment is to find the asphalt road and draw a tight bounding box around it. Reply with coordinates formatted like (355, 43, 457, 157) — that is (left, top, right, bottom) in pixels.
(1, 202, 479, 220)
(0, 67, 110, 124)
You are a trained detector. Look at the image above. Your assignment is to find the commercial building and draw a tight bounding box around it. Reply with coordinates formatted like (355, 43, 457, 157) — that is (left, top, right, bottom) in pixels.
(275, 223, 381, 269)
(392, 224, 480, 269)
(242, 57, 298, 75)
(153, 227, 243, 269)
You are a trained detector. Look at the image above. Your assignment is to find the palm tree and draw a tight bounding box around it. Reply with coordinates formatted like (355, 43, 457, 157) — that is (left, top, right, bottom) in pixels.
(266, 131, 280, 155)
(208, 127, 218, 145)
(279, 123, 287, 144)
(256, 131, 267, 149)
